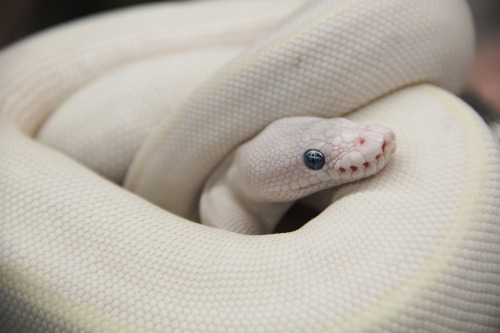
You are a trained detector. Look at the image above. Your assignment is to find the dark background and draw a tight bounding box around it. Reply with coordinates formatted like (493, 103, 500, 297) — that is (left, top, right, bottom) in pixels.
(0, 0, 170, 48)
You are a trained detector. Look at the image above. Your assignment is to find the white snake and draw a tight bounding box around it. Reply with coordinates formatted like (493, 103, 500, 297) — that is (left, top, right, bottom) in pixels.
(1, 0, 500, 332)
(200, 117, 396, 234)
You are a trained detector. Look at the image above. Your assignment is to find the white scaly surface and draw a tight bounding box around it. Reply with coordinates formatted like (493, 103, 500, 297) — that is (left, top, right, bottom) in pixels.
(123, 0, 475, 221)
(1, 0, 500, 332)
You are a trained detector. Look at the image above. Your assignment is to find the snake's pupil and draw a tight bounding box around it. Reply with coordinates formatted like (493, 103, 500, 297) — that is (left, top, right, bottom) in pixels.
(304, 150, 325, 170)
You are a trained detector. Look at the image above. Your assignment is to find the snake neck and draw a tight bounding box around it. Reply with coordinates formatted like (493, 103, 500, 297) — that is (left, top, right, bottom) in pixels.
(200, 152, 293, 234)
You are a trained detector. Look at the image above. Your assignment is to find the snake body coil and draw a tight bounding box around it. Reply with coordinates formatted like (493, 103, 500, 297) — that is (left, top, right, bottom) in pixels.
(2, 0, 500, 332)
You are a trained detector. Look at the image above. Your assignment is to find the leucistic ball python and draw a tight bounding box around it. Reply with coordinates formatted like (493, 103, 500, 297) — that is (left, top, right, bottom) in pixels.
(200, 117, 396, 234)
(2, 0, 500, 332)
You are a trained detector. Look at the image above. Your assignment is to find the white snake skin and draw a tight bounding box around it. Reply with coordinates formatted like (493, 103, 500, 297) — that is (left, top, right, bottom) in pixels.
(1, 0, 500, 332)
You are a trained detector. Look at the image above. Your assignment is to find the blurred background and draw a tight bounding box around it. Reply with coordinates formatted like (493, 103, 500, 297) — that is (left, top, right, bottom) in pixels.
(0, 0, 166, 47)
(464, 1, 500, 130)
(1, 0, 499, 122)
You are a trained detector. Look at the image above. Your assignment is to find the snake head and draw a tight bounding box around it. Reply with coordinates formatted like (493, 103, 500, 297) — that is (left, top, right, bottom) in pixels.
(233, 117, 396, 202)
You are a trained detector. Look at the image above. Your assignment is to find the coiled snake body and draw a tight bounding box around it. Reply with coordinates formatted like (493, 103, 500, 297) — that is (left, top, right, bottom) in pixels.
(1, 0, 500, 332)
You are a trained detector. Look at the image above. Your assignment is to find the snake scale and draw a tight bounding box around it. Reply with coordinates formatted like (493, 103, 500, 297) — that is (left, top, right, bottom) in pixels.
(1, 0, 500, 332)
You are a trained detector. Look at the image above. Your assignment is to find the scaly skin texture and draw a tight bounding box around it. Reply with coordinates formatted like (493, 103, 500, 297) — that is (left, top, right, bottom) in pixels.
(4, 1, 500, 331)
(200, 117, 396, 234)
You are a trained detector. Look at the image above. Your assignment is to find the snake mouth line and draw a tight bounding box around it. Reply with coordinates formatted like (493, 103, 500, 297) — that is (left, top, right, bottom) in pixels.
(338, 155, 381, 174)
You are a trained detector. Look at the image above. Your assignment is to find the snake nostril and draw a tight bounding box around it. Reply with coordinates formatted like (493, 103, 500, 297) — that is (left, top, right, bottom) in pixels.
(363, 162, 369, 168)
(350, 166, 357, 172)
(339, 167, 346, 173)
(359, 138, 365, 145)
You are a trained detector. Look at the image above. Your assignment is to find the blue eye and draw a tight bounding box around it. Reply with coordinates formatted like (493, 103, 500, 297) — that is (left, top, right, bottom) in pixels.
(304, 149, 325, 170)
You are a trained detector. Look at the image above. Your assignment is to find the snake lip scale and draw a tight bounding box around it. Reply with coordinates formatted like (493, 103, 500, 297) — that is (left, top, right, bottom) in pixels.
(329, 123, 397, 181)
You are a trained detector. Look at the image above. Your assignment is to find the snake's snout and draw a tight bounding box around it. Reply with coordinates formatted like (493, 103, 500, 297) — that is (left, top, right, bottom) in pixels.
(334, 124, 396, 181)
